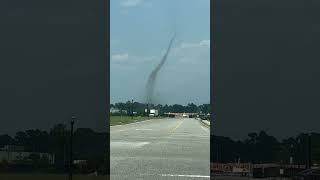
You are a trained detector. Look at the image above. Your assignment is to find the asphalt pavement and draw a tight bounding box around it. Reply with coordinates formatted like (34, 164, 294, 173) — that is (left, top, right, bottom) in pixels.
(110, 117, 210, 180)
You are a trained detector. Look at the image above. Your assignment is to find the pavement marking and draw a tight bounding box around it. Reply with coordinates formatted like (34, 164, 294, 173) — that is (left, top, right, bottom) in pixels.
(111, 125, 152, 133)
(135, 129, 153, 131)
(111, 141, 150, 148)
(111, 129, 128, 133)
(112, 126, 154, 133)
(169, 120, 184, 134)
(161, 174, 210, 178)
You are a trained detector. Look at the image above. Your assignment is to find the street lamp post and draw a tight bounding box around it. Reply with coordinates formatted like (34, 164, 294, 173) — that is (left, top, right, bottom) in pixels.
(131, 99, 134, 120)
(306, 133, 312, 169)
(290, 144, 294, 165)
(69, 115, 75, 180)
(290, 144, 294, 177)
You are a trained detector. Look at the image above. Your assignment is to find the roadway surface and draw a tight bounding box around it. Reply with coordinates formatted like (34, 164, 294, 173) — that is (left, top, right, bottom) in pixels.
(110, 117, 210, 180)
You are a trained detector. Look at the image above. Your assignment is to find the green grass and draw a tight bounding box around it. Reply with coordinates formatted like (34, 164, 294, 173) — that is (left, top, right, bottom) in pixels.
(0, 173, 109, 180)
(110, 115, 161, 126)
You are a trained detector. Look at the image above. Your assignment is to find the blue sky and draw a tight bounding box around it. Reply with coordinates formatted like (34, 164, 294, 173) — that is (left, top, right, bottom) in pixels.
(111, 0, 210, 105)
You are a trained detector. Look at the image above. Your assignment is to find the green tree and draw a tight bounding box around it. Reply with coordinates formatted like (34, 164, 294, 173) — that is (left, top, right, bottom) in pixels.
(49, 124, 69, 170)
(0, 134, 16, 146)
(186, 103, 197, 113)
(0, 159, 9, 171)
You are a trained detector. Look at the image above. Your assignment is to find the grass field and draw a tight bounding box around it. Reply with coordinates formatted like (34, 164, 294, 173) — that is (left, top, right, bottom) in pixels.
(0, 174, 109, 180)
(110, 115, 161, 126)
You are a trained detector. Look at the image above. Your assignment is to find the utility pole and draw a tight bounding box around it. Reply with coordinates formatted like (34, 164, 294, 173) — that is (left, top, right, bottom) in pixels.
(306, 133, 312, 169)
(69, 115, 75, 180)
(131, 99, 134, 120)
(290, 144, 294, 165)
(297, 138, 301, 169)
(290, 144, 294, 177)
(146, 103, 149, 117)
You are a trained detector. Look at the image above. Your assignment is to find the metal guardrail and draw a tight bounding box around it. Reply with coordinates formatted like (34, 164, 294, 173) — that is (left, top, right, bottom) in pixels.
(200, 120, 210, 128)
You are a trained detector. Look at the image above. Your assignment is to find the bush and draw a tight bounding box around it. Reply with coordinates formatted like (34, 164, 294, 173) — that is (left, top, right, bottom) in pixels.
(0, 159, 9, 171)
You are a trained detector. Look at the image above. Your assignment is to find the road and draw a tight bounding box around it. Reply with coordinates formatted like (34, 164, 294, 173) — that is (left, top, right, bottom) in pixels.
(110, 117, 210, 180)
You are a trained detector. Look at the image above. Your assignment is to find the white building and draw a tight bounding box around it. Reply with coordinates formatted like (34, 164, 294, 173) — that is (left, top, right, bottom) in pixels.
(0, 145, 54, 164)
(110, 108, 127, 114)
(149, 109, 158, 116)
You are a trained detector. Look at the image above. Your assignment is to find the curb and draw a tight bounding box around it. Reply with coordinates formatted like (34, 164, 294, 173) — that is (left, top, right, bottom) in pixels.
(199, 120, 210, 128)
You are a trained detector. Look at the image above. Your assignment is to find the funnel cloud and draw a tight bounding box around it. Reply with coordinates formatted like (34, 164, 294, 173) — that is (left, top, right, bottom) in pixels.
(146, 34, 176, 105)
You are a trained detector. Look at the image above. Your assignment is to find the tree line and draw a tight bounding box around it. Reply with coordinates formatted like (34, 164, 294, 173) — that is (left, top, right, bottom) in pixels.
(110, 101, 211, 115)
(0, 124, 108, 174)
(211, 131, 320, 165)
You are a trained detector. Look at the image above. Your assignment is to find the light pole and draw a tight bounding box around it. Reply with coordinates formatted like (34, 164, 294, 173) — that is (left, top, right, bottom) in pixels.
(290, 144, 294, 177)
(290, 144, 294, 165)
(131, 99, 134, 120)
(297, 138, 300, 169)
(69, 115, 75, 180)
(306, 133, 312, 169)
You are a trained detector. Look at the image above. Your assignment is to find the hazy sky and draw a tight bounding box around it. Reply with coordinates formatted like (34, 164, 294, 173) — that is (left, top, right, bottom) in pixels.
(110, 0, 210, 105)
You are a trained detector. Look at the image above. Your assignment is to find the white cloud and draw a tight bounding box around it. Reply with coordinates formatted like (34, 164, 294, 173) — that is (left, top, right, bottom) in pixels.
(179, 40, 210, 49)
(111, 39, 210, 66)
(199, 40, 210, 47)
(171, 40, 210, 64)
(111, 53, 129, 62)
(111, 53, 156, 64)
(121, 0, 144, 7)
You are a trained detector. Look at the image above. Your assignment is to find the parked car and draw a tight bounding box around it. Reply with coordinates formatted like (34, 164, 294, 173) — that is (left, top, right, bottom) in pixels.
(199, 115, 206, 120)
(293, 168, 320, 180)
